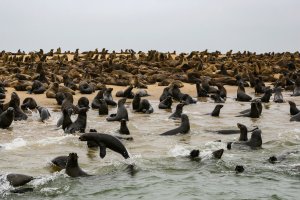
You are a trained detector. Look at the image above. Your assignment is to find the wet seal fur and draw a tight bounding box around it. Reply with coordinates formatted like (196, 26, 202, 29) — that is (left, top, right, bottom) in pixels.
(65, 153, 90, 177)
(160, 114, 190, 136)
(79, 133, 130, 159)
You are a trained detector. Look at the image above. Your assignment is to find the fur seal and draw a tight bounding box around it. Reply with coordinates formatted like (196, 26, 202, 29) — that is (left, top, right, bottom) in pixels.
(29, 80, 46, 94)
(237, 101, 262, 118)
(36, 106, 51, 122)
(51, 155, 68, 169)
(116, 85, 134, 99)
(169, 103, 185, 119)
(65, 107, 88, 133)
(106, 98, 128, 121)
(236, 82, 252, 102)
(136, 99, 154, 114)
(0, 107, 14, 128)
(119, 119, 130, 135)
(210, 92, 225, 103)
(21, 97, 37, 110)
(98, 99, 108, 115)
(79, 133, 130, 159)
(160, 114, 190, 136)
(268, 151, 299, 164)
(79, 81, 94, 94)
(292, 77, 300, 96)
(8, 92, 28, 121)
(160, 87, 171, 102)
(158, 96, 173, 109)
(288, 101, 300, 115)
(77, 97, 90, 108)
(196, 82, 209, 97)
(65, 153, 90, 177)
(6, 173, 33, 187)
(181, 93, 197, 105)
(227, 129, 262, 150)
(260, 88, 272, 103)
(55, 92, 65, 105)
(189, 149, 224, 160)
(290, 111, 300, 122)
(273, 87, 284, 103)
(103, 88, 117, 106)
(91, 90, 104, 109)
(211, 104, 223, 117)
(235, 165, 244, 173)
(132, 93, 141, 111)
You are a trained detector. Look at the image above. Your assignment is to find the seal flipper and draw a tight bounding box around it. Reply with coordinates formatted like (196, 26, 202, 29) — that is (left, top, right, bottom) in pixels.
(99, 143, 107, 158)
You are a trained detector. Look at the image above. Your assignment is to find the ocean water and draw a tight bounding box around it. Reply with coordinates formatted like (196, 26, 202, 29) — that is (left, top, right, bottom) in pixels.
(0, 89, 299, 200)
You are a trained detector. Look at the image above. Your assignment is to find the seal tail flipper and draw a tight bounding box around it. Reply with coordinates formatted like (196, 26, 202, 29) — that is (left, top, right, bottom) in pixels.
(99, 143, 106, 158)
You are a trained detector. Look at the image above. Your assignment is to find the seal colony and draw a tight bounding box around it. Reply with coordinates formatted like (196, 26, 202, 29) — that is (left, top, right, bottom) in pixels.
(0, 48, 300, 194)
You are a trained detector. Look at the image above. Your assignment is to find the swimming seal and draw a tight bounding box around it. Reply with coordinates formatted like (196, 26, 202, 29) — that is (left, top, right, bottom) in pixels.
(77, 97, 90, 108)
(79, 133, 130, 159)
(9, 92, 28, 121)
(106, 98, 128, 121)
(116, 85, 134, 99)
(98, 99, 108, 115)
(169, 103, 185, 119)
(119, 119, 130, 135)
(211, 104, 223, 117)
(260, 88, 272, 103)
(91, 90, 104, 109)
(6, 173, 34, 187)
(136, 99, 154, 114)
(189, 149, 224, 159)
(196, 82, 209, 97)
(36, 106, 51, 122)
(51, 155, 68, 169)
(65, 153, 90, 177)
(0, 107, 14, 128)
(268, 150, 299, 164)
(227, 129, 262, 150)
(160, 114, 190, 136)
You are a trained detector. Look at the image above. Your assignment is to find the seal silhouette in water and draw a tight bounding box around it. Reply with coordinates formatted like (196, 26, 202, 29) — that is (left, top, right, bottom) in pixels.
(273, 87, 284, 103)
(260, 88, 272, 103)
(98, 99, 108, 115)
(21, 97, 37, 110)
(65, 107, 89, 133)
(79, 133, 130, 159)
(65, 153, 90, 177)
(288, 101, 300, 115)
(211, 104, 223, 117)
(227, 129, 262, 150)
(189, 149, 224, 159)
(159, 96, 173, 109)
(51, 155, 68, 169)
(103, 88, 117, 106)
(7, 92, 28, 121)
(236, 82, 252, 102)
(169, 103, 185, 119)
(0, 107, 14, 129)
(6, 173, 33, 187)
(160, 114, 190, 136)
(106, 98, 128, 121)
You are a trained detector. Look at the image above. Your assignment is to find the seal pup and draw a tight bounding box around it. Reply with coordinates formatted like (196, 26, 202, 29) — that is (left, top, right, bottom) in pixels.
(51, 155, 68, 169)
(119, 119, 130, 135)
(211, 104, 223, 117)
(236, 82, 252, 102)
(0, 107, 14, 128)
(65, 107, 89, 133)
(103, 88, 117, 106)
(79, 133, 130, 159)
(273, 87, 284, 103)
(160, 114, 190, 136)
(288, 101, 300, 115)
(158, 96, 173, 109)
(65, 153, 90, 177)
(21, 97, 37, 110)
(36, 106, 51, 122)
(106, 98, 128, 121)
(227, 129, 262, 150)
(6, 173, 34, 187)
(169, 103, 185, 119)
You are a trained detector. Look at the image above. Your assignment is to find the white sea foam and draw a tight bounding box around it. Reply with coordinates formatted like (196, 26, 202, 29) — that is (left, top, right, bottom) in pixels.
(1, 138, 27, 150)
(168, 145, 190, 157)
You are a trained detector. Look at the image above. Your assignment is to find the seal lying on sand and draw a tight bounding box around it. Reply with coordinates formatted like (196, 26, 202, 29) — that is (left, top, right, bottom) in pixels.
(79, 133, 130, 159)
(160, 114, 190, 136)
(65, 153, 90, 177)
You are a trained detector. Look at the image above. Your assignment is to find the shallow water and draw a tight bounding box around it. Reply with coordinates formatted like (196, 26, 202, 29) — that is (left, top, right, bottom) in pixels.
(0, 87, 300, 200)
